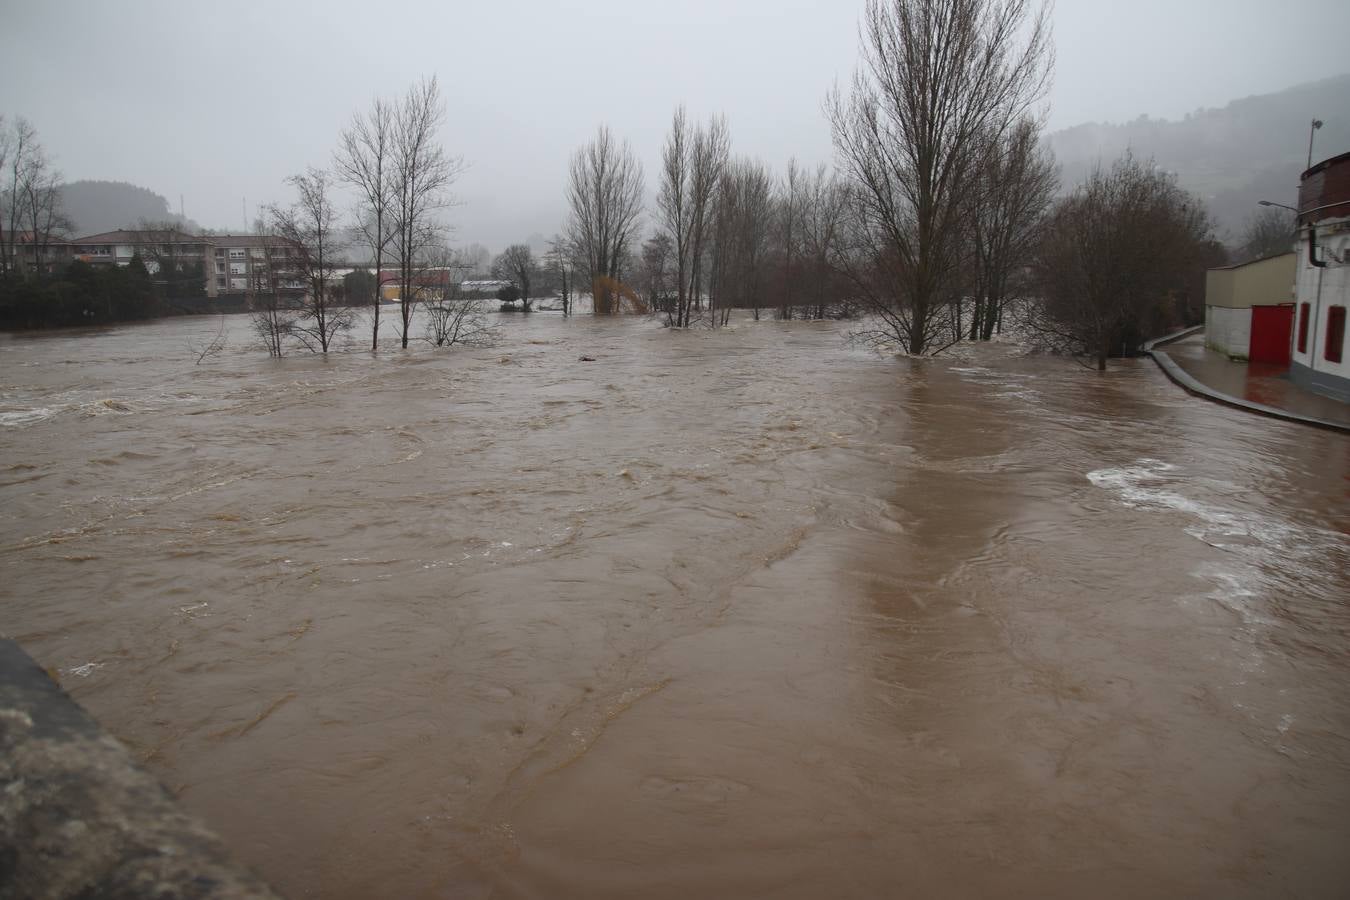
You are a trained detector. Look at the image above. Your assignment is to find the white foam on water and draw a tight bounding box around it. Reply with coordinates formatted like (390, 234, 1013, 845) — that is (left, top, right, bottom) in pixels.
(0, 407, 56, 427)
(1087, 458, 1338, 562)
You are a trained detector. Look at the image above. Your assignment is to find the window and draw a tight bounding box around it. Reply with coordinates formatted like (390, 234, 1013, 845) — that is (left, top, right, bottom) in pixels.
(1326, 306, 1346, 364)
(215, 262, 225, 274)
(229, 248, 246, 260)
(229, 262, 246, 275)
(1298, 303, 1310, 354)
(216, 277, 225, 288)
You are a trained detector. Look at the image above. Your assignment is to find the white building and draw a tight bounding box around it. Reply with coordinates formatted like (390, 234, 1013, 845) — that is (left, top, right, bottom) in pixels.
(1290, 151, 1350, 402)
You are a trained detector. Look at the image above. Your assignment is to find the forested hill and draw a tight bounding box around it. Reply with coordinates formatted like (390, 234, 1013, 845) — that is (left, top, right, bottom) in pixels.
(59, 180, 199, 237)
(1047, 74, 1350, 242)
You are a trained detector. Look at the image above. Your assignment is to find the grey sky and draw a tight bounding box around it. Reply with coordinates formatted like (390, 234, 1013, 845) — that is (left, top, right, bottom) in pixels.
(2, 0, 1345, 251)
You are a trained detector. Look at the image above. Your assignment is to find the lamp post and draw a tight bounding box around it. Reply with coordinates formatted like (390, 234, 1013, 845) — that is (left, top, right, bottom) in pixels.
(1258, 200, 1298, 213)
(1307, 118, 1323, 170)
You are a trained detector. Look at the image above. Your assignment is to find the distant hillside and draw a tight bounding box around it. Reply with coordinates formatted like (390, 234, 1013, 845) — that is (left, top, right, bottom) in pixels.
(59, 180, 199, 237)
(1047, 74, 1350, 243)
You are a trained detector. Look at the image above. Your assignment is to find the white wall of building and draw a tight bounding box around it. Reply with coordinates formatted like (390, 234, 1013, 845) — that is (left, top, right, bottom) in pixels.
(1291, 220, 1350, 398)
(1205, 304, 1251, 359)
(1292, 227, 1350, 377)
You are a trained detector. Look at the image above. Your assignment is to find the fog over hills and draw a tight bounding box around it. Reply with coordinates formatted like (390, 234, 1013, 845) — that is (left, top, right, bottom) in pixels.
(59, 180, 199, 237)
(58, 75, 1348, 252)
(1046, 74, 1350, 242)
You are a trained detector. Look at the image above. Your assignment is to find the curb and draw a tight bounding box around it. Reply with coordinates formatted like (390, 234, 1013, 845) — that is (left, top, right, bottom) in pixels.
(1144, 328, 1350, 433)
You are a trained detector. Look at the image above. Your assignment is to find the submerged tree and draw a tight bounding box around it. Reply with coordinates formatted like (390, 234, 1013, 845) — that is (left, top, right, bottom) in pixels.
(268, 167, 352, 353)
(772, 159, 806, 320)
(709, 158, 774, 323)
(828, 0, 1052, 353)
(545, 234, 573, 316)
(656, 107, 729, 327)
(248, 242, 293, 358)
(639, 232, 675, 318)
(1032, 153, 1214, 370)
(492, 243, 536, 311)
(566, 125, 645, 315)
(390, 76, 463, 348)
(335, 96, 395, 350)
(967, 118, 1058, 341)
(799, 164, 849, 320)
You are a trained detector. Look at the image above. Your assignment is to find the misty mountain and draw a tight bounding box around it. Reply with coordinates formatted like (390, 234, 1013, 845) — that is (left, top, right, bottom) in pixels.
(1046, 74, 1350, 244)
(58, 180, 199, 237)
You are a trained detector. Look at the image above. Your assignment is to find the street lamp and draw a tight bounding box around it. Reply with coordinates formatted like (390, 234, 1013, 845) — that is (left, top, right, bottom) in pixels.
(1258, 200, 1298, 213)
(1308, 118, 1323, 169)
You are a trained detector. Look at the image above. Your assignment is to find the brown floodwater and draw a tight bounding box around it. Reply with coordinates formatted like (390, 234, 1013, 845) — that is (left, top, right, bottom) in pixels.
(2, 312, 1348, 898)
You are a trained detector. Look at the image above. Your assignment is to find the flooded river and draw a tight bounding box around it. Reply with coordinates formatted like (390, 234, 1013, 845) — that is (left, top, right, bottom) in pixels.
(3, 312, 1348, 898)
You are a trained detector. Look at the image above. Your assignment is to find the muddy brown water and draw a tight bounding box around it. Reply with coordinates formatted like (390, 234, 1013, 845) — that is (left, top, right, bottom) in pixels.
(3, 312, 1348, 898)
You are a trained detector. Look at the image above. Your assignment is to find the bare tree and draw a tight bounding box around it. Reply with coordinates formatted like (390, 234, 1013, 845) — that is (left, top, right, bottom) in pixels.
(492, 243, 536, 311)
(800, 165, 849, 320)
(657, 106, 695, 327)
(335, 97, 395, 350)
(133, 220, 205, 297)
(1238, 207, 1296, 263)
(0, 117, 69, 278)
(1031, 153, 1214, 370)
(658, 108, 730, 326)
(967, 118, 1057, 340)
(710, 158, 774, 323)
(391, 76, 464, 348)
(21, 157, 70, 275)
(267, 167, 352, 353)
(566, 125, 645, 314)
(1, 116, 38, 277)
(545, 234, 573, 316)
(189, 314, 229, 365)
(639, 232, 676, 319)
(773, 159, 806, 319)
(461, 242, 492, 277)
(248, 234, 293, 357)
(688, 115, 729, 315)
(828, 0, 1052, 353)
(423, 251, 497, 348)
(0, 116, 8, 275)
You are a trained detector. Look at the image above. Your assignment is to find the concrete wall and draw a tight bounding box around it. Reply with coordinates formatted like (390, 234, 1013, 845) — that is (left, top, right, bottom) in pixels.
(0, 640, 282, 899)
(1204, 253, 1296, 309)
(1205, 304, 1251, 359)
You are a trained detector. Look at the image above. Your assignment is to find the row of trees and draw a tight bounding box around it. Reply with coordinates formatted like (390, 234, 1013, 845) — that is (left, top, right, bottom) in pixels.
(251, 75, 474, 355)
(557, 0, 1229, 369)
(563, 116, 855, 327)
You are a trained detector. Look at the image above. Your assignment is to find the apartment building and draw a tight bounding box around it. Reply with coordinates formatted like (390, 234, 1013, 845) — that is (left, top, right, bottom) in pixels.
(17, 229, 305, 299)
(205, 234, 305, 298)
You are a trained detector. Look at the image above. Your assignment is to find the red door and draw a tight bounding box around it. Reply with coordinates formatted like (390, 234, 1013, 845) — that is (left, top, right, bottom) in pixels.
(1249, 304, 1294, 366)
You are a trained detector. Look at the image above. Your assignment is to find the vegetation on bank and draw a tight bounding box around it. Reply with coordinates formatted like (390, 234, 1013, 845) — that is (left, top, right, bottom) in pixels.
(0, 257, 166, 329)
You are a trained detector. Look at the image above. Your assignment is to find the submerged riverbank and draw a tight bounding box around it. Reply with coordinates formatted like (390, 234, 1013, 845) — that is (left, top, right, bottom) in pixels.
(3, 313, 1348, 898)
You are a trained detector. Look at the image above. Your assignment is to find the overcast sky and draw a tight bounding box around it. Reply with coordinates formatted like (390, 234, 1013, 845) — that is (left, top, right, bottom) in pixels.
(2, 0, 1345, 250)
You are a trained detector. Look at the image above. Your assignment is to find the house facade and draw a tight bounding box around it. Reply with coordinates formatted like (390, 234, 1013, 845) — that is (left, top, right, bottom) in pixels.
(1290, 151, 1350, 401)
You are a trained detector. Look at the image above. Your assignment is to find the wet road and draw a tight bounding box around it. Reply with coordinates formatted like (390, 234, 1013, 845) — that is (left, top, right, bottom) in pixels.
(3, 312, 1348, 898)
